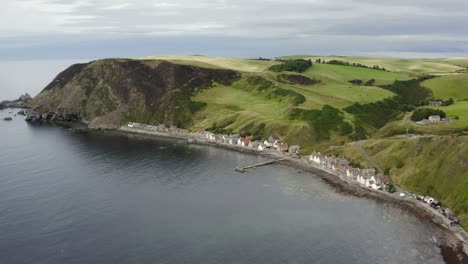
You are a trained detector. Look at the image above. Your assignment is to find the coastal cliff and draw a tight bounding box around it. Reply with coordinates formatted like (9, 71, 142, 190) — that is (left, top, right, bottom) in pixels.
(27, 59, 239, 128)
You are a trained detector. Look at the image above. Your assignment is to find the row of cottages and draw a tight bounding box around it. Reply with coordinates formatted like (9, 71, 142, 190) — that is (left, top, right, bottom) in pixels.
(127, 122, 189, 134)
(309, 152, 389, 190)
(128, 122, 301, 154)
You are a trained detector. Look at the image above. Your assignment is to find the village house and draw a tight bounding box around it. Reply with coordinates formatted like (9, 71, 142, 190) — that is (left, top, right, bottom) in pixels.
(357, 174, 371, 186)
(309, 152, 325, 164)
(366, 174, 387, 190)
(258, 143, 267, 151)
(346, 167, 361, 178)
(336, 158, 350, 166)
(276, 142, 289, 152)
(263, 139, 274, 148)
(248, 141, 261, 149)
(221, 135, 231, 143)
(428, 115, 441, 123)
(379, 175, 390, 186)
(288, 145, 300, 154)
(273, 139, 282, 148)
(238, 136, 253, 147)
(335, 164, 351, 174)
(429, 100, 443, 106)
(205, 132, 214, 139)
(360, 168, 376, 177)
(229, 134, 240, 144)
(209, 133, 217, 141)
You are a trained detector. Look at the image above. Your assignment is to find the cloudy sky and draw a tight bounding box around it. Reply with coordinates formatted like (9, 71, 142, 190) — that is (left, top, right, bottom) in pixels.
(1, 0, 467, 99)
(1, 0, 468, 60)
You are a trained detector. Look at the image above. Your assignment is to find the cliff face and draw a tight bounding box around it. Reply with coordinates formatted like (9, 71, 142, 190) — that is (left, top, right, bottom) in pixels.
(28, 59, 239, 128)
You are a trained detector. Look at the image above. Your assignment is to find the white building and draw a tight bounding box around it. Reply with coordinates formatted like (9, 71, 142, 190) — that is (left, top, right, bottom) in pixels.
(428, 115, 441, 123)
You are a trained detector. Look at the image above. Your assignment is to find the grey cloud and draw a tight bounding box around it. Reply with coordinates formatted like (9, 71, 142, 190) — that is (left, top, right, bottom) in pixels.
(1, 0, 467, 59)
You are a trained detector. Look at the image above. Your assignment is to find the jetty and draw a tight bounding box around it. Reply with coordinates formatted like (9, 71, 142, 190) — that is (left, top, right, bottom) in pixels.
(235, 159, 285, 173)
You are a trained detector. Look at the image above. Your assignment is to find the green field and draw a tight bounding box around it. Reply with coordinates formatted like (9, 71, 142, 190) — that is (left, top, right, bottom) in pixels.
(283, 55, 466, 75)
(288, 83, 394, 109)
(443, 58, 468, 68)
(422, 73, 468, 100)
(423, 101, 468, 128)
(301, 63, 411, 85)
(191, 82, 322, 148)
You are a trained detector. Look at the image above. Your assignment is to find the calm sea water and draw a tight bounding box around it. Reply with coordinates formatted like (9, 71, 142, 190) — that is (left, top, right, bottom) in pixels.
(0, 108, 446, 264)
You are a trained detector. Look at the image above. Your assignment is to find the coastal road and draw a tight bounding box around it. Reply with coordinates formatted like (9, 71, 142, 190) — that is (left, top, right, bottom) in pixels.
(356, 140, 384, 174)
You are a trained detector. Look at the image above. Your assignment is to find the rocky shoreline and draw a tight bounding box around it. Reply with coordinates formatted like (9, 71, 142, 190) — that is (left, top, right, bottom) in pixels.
(0, 93, 32, 110)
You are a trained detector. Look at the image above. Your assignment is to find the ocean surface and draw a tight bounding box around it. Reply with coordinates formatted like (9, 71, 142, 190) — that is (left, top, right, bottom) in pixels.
(0, 108, 448, 264)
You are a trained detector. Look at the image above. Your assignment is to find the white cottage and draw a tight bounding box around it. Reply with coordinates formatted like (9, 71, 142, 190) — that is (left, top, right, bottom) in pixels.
(258, 143, 267, 151)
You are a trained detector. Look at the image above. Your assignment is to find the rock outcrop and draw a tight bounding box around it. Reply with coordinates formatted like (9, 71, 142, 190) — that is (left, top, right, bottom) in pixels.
(28, 59, 240, 127)
(0, 93, 33, 109)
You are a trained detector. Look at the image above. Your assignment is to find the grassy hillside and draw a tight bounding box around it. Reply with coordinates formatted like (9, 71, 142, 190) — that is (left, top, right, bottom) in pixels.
(140, 55, 279, 72)
(30, 55, 468, 230)
(374, 113, 465, 138)
(334, 136, 468, 230)
(302, 63, 411, 85)
(422, 73, 468, 100)
(284, 55, 466, 75)
(423, 101, 468, 128)
(190, 65, 396, 151)
(444, 58, 468, 68)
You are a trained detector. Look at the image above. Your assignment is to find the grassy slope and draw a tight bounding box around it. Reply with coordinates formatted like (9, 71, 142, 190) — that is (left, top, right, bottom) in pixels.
(375, 113, 465, 138)
(191, 81, 320, 149)
(140, 55, 279, 72)
(133, 55, 467, 229)
(284, 55, 466, 75)
(190, 65, 396, 151)
(302, 63, 411, 85)
(335, 137, 468, 230)
(444, 58, 468, 68)
(422, 73, 468, 100)
(423, 101, 468, 128)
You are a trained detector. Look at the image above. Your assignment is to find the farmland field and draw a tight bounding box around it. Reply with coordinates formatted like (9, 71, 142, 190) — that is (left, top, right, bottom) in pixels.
(302, 63, 411, 85)
(422, 73, 468, 100)
(284, 55, 465, 75)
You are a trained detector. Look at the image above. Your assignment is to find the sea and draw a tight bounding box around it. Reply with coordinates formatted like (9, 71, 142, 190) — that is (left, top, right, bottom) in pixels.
(0, 108, 452, 264)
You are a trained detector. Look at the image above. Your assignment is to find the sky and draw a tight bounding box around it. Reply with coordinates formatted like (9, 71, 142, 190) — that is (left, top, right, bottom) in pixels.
(1, 0, 468, 99)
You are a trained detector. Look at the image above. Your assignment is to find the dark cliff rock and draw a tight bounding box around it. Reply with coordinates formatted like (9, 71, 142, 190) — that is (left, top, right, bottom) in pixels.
(29, 59, 240, 128)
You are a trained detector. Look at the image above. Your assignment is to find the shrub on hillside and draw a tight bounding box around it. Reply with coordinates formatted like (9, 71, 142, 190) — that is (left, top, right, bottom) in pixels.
(410, 108, 446, 121)
(269, 59, 312, 73)
(381, 79, 433, 106)
(344, 98, 402, 128)
(246, 76, 274, 91)
(277, 74, 320, 85)
(289, 105, 347, 140)
(273, 88, 306, 105)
